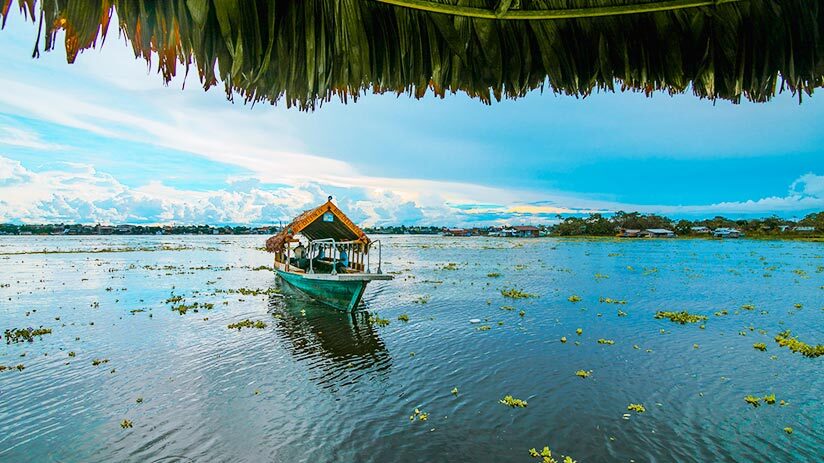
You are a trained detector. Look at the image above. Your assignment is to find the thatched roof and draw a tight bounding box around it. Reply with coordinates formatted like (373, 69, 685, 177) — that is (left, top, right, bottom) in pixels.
(2, 0, 822, 109)
(265, 198, 369, 253)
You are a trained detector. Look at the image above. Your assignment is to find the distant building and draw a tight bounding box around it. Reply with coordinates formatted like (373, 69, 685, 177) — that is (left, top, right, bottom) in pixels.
(443, 228, 471, 237)
(618, 228, 643, 238)
(644, 229, 676, 238)
(690, 226, 711, 234)
(512, 225, 540, 237)
(97, 225, 114, 235)
(713, 228, 741, 238)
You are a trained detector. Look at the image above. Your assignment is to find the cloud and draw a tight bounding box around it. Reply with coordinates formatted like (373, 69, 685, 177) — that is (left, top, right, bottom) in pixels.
(0, 124, 67, 151)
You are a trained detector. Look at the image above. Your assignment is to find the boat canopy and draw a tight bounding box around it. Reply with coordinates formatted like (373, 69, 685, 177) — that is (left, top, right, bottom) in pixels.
(266, 197, 369, 253)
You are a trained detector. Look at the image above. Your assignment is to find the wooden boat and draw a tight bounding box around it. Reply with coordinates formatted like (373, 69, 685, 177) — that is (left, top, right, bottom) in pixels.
(265, 197, 392, 311)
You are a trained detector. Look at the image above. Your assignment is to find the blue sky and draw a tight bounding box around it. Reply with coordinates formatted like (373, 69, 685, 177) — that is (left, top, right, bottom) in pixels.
(0, 14, 822, 226)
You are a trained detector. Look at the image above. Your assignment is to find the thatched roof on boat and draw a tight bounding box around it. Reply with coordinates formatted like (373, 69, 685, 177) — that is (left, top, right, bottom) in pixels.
(2, 0, 822, 109)
(265, 197, 369, 253)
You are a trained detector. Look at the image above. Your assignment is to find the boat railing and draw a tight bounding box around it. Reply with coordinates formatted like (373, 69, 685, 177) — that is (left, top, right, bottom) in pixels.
(306, 238, 363, 275)
(366, 240, 383, 274)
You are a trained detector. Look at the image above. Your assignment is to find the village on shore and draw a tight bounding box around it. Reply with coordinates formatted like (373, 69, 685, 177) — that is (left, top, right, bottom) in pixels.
(0, 211, 821, 238)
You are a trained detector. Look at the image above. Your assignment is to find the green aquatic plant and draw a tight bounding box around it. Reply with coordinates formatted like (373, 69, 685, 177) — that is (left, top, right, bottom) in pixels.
(477, 325, 491, 331)
(744, 395, 761, 407)
(3, 327, 52, 344)
(136, 397, 143, 404)
(519, 310, 525, 317)
(714, 310, 729, 317)
(576, 328, 582, 336)
(597, 339, 615, 345)
(440, 262, 460, 271)
(502, 288, 537, 299)
(784, 427, 793, 434)
(451, 387, 458, 396)
(92, 358, 109, 366)
(499, 395, 528, 407)
(742, 304, 756, 310)
(774, 330, 824, 358)
(413, 295, 430, 304)
(500, 305, 515, 311)
(654, 311, 708, 324)
(594, 273, 609, 280)
(397, 313, 410, 322)
(409, 408, 429, 422)
(763, 393, 776, 404)
(120, 419, 133, 429)
(0, 364, 25, 372)
(227, 319, 267, 330)
(599, 297, 626, 305)
(251, 265, 270, 271)
(560, 336, 567, 343)
(567, 295, 582, 303)
(487, 272, 501, 278)
(627, 403, 646, 413)
(68, 351, 76, 357)
(753, 343, 767, 351)
(575, 370, 591, 378)
(528, 446, 576, 463)
(617, 310, 627, 317)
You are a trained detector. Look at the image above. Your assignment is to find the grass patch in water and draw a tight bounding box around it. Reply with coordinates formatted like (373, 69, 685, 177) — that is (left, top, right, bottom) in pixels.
(0, 364, 26, 372)
(784, 427, 793, 434)
(774, 330, 823, 358)
(4, 327, 52, 344)
(409, 408, 429, 421)
(654, 311, 708, 324)
(502, 288, 536, 299)
(597, 339, 615, 345)
(368, 315, 390, 327)
(120, 419, 133, 429)
(599, 297, 626, 304)
(528, 446, 576, 463)
(744, 395, 761, 407)
(575, 370, 591, 378)
(499, 395, 528, 407)
(92, 358, 109, 366)
(567, 295, 582, 302)
(227, 319, 267, 330)
(398, 313, 410, 322)
(753, 343, 767, 351)
(487, 272, 501, 278)
(627, 403, 646, 413)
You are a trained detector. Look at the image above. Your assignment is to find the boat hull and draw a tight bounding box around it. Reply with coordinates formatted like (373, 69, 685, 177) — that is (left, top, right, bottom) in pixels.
(276, 269, 369, 312)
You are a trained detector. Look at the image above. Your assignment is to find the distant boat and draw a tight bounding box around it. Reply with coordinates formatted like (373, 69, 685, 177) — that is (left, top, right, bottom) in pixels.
(265, 197, 392, 311)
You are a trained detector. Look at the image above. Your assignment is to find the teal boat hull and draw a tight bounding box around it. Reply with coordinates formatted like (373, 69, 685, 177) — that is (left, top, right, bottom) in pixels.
(276, 269, 368, 312)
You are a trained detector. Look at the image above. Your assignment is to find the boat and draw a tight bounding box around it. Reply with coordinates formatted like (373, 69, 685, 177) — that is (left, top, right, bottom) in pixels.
(265, 197, 392, 311)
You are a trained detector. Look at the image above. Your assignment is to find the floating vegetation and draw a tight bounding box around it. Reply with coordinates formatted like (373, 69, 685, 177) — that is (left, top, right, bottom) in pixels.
(576, 328, 583, 336)
(0, 364, 25, 372)
(499, 395, 528, 408)
(599, 297, 626, 304)
(763, 394, 776, 404)
(4, 327, 52, 344)
(451, 387, 458, 396)
(567, 295, 582, 303)
(519, 310, 525, 317)
(654, 311, 708, 324)
(528, 446, 576, 463)
(413, 295, 431, 304)
(368, 315, 390, 327)
(92, 358, 109, 366)
(172, 302, 214, 315)
(753, 343, 767, 351)
(120, 419, 133, 429)
(627, 403, 646, 413)
(251, 265, 270, 271)
(68, 351, 76, 357)
(227, 319, 267, 330)
(714, 310, 729, 317)
(409, 408, 429, 422)
(744, 395, 761, 407)
(487, 272, 501, 278)
(594, 273, 609, 280)
(477, 325, 491, 331)
(575, 370, 591, 378)
(502, 288, 537, 299)
(136, 397, 143, 404)
(397, 313, 410, 322)
(500, 305, 515, 311)
(597, 339, 615, 345)
(784, 427, 793, 435)
(440, 262, 460, 271)
(742, 304, 756, 310)
(617, 309, 627, 317)
(560, 336, 567, 343)
(774, 330, 824, 358)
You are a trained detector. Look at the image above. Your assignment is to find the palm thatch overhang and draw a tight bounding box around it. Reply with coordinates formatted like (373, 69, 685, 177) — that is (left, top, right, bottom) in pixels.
(265, 198, 369, 253)
(2, 0, 823, 109)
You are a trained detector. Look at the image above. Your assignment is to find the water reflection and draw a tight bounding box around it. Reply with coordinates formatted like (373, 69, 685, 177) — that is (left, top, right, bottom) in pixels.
(267, 286, 391, 390)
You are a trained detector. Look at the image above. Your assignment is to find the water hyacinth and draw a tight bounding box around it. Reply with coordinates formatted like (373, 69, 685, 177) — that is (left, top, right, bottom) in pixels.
(753, 343, 767, 351)
(597, 339, 615, 345)
(627, 403, 646, 413)
(654, 311, 708, 324)
(4, 327, 52, 344)
(227, 319, 267, 330)
(120, 419, 133, 429)
(575, 370, 591, 378)
(567, 295, 582, 303)
(499, 395, 528, 408)
(744, 395, 761, 407)
(774, 330, 823, 358)
(528, 445, 576, 463)
(502, 288, 537, 299)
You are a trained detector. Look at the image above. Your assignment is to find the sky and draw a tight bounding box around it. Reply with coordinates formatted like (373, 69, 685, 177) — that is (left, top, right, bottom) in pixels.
(0, 14, 822, 226)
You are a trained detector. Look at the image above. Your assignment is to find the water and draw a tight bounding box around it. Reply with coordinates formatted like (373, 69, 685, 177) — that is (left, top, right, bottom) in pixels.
(0, 235, 821, 462)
